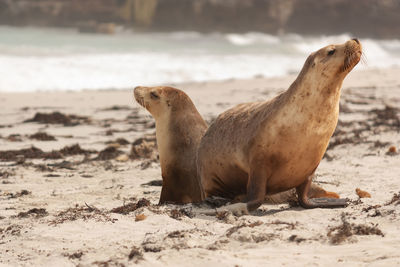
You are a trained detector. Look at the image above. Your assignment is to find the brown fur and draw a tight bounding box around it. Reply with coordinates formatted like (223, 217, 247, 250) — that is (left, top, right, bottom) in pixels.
(134, 86, 341, 206)
(134, 86, 206, 204)
(197, 40, 362, 213)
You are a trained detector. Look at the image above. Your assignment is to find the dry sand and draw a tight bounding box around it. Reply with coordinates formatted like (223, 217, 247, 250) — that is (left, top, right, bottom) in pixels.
(1, 68, 400, 266)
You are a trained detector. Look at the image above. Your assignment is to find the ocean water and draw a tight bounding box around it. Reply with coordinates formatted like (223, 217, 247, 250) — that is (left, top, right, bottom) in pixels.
(1, 26, 400, 92)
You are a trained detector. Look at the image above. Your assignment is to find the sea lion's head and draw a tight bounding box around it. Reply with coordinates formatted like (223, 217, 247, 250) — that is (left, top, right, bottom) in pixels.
(301, 39, 362, 81)
(134, 86, 194, 119)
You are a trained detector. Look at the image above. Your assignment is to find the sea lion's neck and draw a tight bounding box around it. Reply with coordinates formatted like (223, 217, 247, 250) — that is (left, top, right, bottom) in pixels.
(287, 73, 344, 111)
(278, 73, 345, 137)
(155, 113, 171, 168)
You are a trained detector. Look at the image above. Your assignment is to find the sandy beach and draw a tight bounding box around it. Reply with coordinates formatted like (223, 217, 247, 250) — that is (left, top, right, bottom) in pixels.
(1, 68, 400, 266)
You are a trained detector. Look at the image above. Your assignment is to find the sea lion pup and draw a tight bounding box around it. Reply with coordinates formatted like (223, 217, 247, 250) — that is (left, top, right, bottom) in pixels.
(197, 39, 362, 215)
(134, 86, 207, 204)
(134, 86, 340, 206)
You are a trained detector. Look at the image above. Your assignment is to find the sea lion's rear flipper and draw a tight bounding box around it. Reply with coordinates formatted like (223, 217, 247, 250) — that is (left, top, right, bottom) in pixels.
(303, 197, 347, 208)
(297, 175, 347, 209)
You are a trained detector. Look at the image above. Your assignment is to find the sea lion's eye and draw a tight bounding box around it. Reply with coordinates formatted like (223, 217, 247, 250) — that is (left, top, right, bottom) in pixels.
(150, 92, 159, 99)
(328, 49, 336, 56)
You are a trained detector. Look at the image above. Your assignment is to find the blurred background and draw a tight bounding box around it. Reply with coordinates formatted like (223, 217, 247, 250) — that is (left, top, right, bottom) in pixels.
(1, 0, 400, 92)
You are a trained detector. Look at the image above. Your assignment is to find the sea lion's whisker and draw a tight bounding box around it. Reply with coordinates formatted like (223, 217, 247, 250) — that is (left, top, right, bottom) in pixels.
(341, 49, 361, 72)
(361, 53, 368, 66)
(133, 98, 142, 108)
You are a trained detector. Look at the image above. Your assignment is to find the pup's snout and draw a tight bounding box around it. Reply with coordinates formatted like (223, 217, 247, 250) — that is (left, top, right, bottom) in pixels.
(134, 86, 145, 96)
(134, 86, 143, 95)
(134, 86, 145, 104)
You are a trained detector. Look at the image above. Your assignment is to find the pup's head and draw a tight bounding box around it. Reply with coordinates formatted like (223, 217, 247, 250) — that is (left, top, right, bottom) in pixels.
(134, 86, 193, 119)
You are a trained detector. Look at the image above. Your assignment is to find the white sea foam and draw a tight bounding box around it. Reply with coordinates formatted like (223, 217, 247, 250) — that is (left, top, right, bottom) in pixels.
(0, 26, 399, 92)
(226, 32, 280, 46)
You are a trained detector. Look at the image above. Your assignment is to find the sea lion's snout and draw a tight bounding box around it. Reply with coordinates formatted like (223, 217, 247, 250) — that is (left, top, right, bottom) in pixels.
(341, 39, 362, 73)
(133, 86, 165, 116)
(345, 38, 362, 51)
(349, 38, 362, 51)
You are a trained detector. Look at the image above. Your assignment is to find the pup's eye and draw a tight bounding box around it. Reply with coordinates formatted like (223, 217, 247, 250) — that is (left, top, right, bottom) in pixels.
(150, 92, 159, 99)
(328, 49, 336, 56)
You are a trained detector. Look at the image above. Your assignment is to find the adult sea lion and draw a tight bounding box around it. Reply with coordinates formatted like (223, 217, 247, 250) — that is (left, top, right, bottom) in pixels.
(197, 39, 362, 215)
(134, 86, 341, 206)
